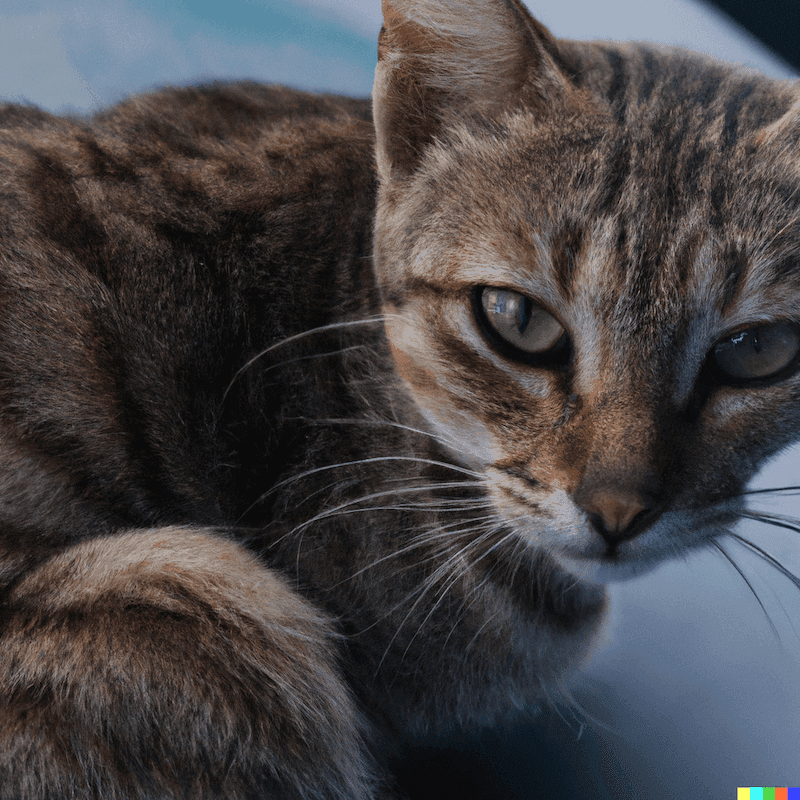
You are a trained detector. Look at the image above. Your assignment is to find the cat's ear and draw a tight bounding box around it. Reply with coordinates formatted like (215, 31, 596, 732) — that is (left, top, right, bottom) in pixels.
(373, 0, 571, 180)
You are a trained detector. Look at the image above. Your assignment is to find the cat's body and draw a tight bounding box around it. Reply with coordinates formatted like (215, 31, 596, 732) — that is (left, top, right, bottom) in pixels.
(1, 1, 799, 797)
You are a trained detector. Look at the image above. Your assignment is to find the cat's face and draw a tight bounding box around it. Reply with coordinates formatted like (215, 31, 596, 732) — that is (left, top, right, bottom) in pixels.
(372, 0, 800, 583)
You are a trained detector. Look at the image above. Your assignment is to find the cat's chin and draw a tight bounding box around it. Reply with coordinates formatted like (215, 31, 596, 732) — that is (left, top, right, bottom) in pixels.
(551, 551, 666, 585)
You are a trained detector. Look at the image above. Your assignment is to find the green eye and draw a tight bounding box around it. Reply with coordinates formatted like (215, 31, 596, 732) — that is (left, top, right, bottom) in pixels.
(478, 287, 566, 357)
(712, 321, 800, 382)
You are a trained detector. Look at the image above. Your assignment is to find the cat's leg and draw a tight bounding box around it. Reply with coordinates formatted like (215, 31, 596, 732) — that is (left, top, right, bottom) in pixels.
(0, 527, 376, 800)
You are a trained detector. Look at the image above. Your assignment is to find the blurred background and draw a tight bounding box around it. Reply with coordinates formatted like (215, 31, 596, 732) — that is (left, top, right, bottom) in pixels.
(1, 1, 799, 798)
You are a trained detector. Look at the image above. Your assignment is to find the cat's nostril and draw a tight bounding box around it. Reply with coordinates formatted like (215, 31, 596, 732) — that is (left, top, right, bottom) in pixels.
(583, 492, 653, 545)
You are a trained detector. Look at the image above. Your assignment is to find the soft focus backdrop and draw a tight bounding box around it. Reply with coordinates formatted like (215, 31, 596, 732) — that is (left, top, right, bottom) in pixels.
(0, 0, 796, 111)
(1, 2, 799, 798)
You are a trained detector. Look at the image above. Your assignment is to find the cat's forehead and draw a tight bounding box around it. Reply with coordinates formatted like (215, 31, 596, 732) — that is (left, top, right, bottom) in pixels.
(382, 71, 800, 329)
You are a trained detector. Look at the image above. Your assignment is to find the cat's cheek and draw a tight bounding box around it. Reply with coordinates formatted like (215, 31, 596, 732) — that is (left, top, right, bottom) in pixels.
(385, 327, 499, 468)
(416, 401, 499, 468)
(482, 478, 599, 561)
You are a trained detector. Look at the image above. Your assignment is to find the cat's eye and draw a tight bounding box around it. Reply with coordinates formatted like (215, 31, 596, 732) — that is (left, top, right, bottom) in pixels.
(712, 321, 800, 383)
(476, 287, 568, 360)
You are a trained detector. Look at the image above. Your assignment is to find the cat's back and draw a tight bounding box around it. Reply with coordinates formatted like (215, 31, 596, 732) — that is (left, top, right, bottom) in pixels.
(0, 84, 378, 545)
(0, 83, 375, 252)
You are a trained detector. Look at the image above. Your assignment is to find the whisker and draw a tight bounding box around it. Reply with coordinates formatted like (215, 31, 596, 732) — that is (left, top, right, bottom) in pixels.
(740, 509, 800, 535)
(442, 575, 489, 650)
(221, 316, 385, 405)
(253, 456, 484, 502)
(725, 532, 800, 642)
(440, 526, 537, 652)
(460, 601, 500, 654)
(299, 416, 465, 453)
(538, 682, 588, 735)
(712, 539, 780, 640)
(239, 472, 482, 525)
(389, 525, 516, 671)
(553, 680, 618, 736)
(739, 485, 800, 497)
(503, 533, 530, 602)
(373, 525, 503, 673)
(350, 521, 502, 639)
(328, 515, 500, 589)
(255, 344, 368, 375)
(728, 529, 800, 590)
(268, 476, 488, 519)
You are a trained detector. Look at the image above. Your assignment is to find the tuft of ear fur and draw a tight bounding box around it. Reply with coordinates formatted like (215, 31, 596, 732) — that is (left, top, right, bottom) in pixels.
(373, 0, 570, 179)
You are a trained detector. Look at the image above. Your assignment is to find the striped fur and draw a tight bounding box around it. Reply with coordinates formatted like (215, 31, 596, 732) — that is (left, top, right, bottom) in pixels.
(0, 0, 798, 797)
(375, 1, 800, 585)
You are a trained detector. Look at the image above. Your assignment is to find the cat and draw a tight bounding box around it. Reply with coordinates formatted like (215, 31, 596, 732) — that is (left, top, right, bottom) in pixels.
(1, 0, 799, 797)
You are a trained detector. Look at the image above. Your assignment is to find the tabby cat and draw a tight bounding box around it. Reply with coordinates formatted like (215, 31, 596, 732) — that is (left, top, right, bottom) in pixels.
(1, 0, 799, 797)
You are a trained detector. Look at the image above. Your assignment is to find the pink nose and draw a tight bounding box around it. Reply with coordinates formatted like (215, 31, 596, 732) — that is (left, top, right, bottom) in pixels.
(587, 491, 647, 531)
(578, 490, 652, 545)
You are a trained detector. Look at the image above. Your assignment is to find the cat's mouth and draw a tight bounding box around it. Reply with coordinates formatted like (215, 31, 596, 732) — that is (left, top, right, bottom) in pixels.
(488, 477, 745, 584)
(553, 502, 744, 583)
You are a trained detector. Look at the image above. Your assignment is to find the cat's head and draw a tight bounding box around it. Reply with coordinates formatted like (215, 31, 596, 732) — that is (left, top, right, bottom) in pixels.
(371, 0, 800, 583)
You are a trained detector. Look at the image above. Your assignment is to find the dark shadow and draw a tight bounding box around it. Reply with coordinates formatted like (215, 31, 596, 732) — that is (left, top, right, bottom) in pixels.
(391, 710, 639, 800)
(701, 0, 800, 72)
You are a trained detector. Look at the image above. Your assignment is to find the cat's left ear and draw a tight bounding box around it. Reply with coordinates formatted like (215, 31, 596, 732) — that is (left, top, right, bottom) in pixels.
(373, 0, 572, 181)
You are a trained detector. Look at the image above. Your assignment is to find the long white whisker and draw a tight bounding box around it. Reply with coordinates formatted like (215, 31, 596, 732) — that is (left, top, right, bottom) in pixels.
(552, 679, 618, 736)
(443, 563, 503, 651)
(300, 416, 466, 454)
(268, 477, 488, 519)
(462, 608, 501, 655)
(243, 472, 485, 526)
(328, 515, 499, 588)
(251, 456, 484, 506)
(221, 316, 385, 405)
(256, 344, 368, 375)
(350, 520, 503, 638)
(373, 524, 503, 672)
(386, 523, 514, 671)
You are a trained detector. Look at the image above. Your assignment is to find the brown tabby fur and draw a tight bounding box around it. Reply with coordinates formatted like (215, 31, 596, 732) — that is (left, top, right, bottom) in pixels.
(1, 0, 799, 797)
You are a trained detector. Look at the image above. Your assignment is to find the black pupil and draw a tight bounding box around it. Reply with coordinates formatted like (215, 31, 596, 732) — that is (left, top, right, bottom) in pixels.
(516, 297, 532, 334)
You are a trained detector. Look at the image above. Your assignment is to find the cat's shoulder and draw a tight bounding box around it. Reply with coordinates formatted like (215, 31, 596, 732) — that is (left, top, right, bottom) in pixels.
(92, 82, 374, 147)
(0, 83, 377, 275)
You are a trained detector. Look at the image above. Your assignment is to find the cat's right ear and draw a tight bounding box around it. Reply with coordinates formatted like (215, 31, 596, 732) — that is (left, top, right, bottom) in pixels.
(373, 0, 571, 181)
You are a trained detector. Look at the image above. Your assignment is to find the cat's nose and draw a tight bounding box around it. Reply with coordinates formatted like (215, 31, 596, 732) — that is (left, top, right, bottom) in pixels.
(580, 490, 653, 545)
